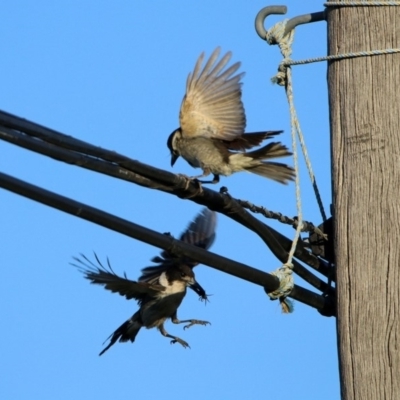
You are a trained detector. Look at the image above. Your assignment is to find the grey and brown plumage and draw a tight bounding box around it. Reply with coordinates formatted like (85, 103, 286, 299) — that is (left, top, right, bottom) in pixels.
(72, 208, 216, 355)
(167, 47, 295, 184)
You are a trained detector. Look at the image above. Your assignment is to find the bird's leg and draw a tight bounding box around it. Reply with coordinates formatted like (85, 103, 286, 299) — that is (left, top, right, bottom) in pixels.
(177, 319, 211, 330)
(158, 323, 190, 349)
(171, 312, 211, 330)
(211, 174, 220, 184)
(196, 174, 220, 185)
(189, 167, 211, 180)
(190, 168, 219, 184)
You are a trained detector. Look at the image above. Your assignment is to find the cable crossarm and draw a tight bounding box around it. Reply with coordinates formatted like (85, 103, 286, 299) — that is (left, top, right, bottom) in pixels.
(0, 110, 333, 294)
(0, 171, 333, 314)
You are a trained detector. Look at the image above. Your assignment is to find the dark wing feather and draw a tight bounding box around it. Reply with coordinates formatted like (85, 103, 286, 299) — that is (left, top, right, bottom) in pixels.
(223, 131, 283, 151)
(71, 253, 165, 301)
(179, 207, 217, 251)
(139, 208, 217, 282)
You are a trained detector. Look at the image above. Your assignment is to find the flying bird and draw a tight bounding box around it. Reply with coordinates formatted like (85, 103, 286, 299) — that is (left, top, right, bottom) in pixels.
(72, 208, 216, 355)
(167, 47, 295, 184)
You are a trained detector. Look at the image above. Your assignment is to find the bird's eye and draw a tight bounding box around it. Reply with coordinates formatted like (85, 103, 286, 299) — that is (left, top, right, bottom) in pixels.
(180, 272, 186, 277)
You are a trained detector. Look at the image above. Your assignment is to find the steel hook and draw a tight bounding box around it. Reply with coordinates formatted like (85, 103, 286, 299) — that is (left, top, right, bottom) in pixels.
(255, 5, 326, 41)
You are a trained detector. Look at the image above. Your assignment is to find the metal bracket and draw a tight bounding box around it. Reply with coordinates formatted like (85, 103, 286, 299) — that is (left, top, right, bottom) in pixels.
(308, 217, 334, 264)
(255, 5, 326, 41)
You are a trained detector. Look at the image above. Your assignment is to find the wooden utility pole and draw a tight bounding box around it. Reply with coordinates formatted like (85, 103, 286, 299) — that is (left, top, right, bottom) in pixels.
(328, 4, 400, 400)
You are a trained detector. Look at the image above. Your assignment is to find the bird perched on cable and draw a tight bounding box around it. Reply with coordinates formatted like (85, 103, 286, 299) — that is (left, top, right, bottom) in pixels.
(167, 47, 295, 184)
(72, 208, 216, 355)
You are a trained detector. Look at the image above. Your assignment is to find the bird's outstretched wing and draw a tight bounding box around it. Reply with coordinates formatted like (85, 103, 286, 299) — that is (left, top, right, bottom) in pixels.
(179, 207, 217, 252)
(72, 253, 165, 301)
(140, 208, 217, 283)
(179, 47, 246, 141)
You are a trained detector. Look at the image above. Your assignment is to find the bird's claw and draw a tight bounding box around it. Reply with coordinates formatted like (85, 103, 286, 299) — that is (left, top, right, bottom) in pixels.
(190, 179, 204, 195)
(176, 174, 203, 197)
(170, 337, 190, 349)
(183, 320, 211, 330)
(199, 294, 210, 303)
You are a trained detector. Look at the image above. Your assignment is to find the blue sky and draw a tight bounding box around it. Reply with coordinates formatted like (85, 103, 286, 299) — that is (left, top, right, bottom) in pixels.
(1, 1, 338, 399)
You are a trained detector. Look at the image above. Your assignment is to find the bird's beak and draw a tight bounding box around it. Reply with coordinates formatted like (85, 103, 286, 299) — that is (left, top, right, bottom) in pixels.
(189, 279, 208, 301)
(171, 153, 179, 167)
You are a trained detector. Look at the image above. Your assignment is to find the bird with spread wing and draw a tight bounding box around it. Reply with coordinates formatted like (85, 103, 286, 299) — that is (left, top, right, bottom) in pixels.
(167, 47, 295, 184)
(72, 208, 216, 355)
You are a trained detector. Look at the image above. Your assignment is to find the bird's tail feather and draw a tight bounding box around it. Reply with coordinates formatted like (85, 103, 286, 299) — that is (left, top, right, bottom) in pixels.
(248, 162, 295, 184)
(243, 142, 295, 184)
(99, 313, 142, 356)
(245, 141, 291, 160)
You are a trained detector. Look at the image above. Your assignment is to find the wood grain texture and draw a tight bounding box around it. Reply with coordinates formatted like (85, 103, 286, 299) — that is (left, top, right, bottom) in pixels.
(328, 4, 400, 400)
